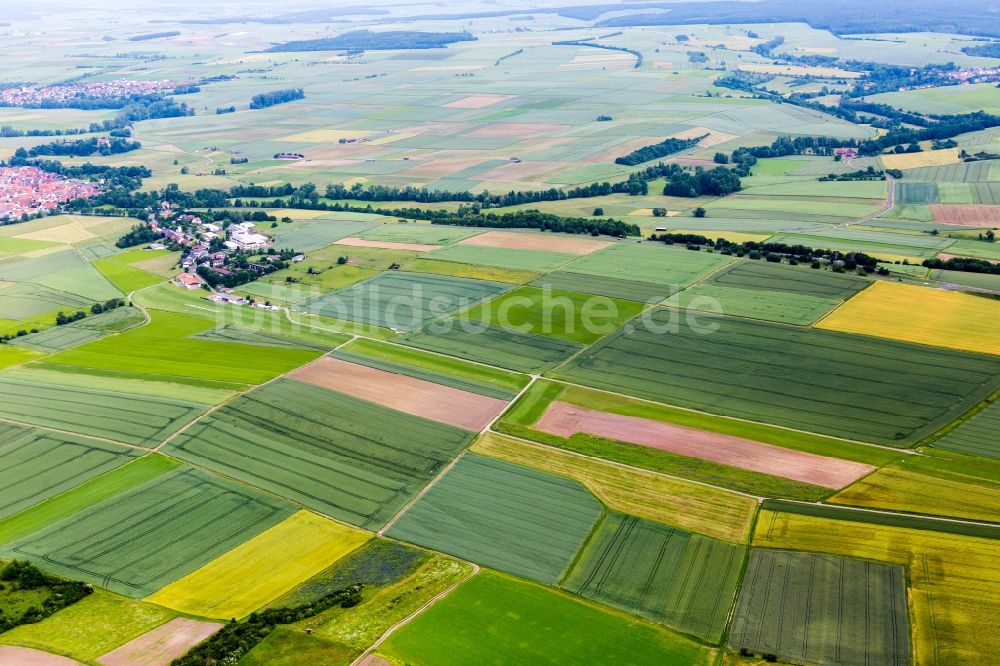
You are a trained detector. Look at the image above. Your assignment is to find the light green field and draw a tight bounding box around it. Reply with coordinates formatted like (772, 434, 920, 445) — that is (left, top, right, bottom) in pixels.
(44, 310, 320, 386)
(560, 242, 736, 288)
(379, 572, 713, 666)
(461, 286, 645, 344)
(426, 244, 577, 271)
(92, 249, 174, 293)
(359, 224, 482, 245)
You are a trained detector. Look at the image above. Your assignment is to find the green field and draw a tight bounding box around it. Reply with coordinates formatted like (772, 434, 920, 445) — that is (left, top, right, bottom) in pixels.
(0, 249, 122, 302)
(707, 260, 869, 298)
(553, 310, 1000, 446)
(92, 249, 173, 294)
(529, 271, 676, 302)
(1, 466, 294, 597)
(44, 310, 320, 386)
(0, 427, 140, 521)
(562, 512, 745, 643)
(559, 243, 736, 288)
(379, 572, 713, 666)
(331, 339, 528, 400)
(0, 374, 208, 446)
(386, 454, 603, 584)
(404, 322, 582, 373)
(9, 306, 146, 352)
(667, 283, 840, 325)
(359, 224, 482, 245)
(461, 286, 645, 344)
(162, 378, 473, 529)
(0, 283, 93, 320)
(729, 549, 911, 666)
(270, 219, 379, 252)
(931, 400, 1000, 459)
(426, 244, 577, 271)
(302, 271, 509, 331)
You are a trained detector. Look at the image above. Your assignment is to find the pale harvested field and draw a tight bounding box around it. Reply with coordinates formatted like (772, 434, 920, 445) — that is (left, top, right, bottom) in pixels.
(534, 401, 875, 489)
(478, 160, 567, 182)
(401, 156, 492, 178)
(96, 618, 222, 666)
(289, 357, 508, 431)
(654, 61, 675, 68)
(937, 252, 999, 264)
(459, 230, 612, 255)
(0, 647, 81, 666)
(930, 204, 1000, 227)
(467, 123, 567, 138)
(881, 147, 961, 170)
(335, 237, 439, 252)
(817, 280, 1000, 356)
(443, 94, 513, 109)
(16, 221, 93, 243)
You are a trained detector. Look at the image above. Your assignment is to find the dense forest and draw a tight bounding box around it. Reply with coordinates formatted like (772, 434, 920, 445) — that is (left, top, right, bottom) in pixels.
(266, 30, 476, 52)
(16, 137, 140, 158)
(615, 135, 704, 166)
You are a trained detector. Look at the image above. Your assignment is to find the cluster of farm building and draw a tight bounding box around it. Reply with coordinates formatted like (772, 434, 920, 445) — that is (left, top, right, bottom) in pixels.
(0, 166, 100, 221)
(0, 79, 179, 106)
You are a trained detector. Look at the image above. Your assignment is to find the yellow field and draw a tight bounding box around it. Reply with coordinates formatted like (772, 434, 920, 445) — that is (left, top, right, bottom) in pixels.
(881, 147, 961, 170)
(472, 433, 757, 542)
(368, 132, 419, 146)
(16, 219, 94, 243)
(817, 280, 1000, 355)
(829, 462, 1000, 523)
(738, 63, 862, 78)
(754, 509, 1000, 665)
(147, 511, 370, 619)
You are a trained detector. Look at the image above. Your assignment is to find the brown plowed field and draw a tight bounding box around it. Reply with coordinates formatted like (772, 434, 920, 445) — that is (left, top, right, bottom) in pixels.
(96, 618, 222, 666)
(459, 230, 612, 255)
(335, 237, 439, 252)
(930, 204, 1000, 227)
(0, 647, 82, 666)
(443, 94, 513, 109)
(534, 401, 875, 489)
(289, 357, 508, 431)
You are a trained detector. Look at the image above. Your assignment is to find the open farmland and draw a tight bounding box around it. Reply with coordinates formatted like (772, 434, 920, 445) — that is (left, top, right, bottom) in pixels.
(753, 509, 1000, 664)
(302, 271, 509, 331)
(553, 309, 1000, 445)
(563, 512, 745, 643)
(425, 244, 577, 272)
(357, 224, 482, 245)
(332, 337, 529, 400)
(95, 617, 223, 666)
(386, 453, 603, 584)
(44, 310, 321, 386)
(729, 549, 910, 666)
(162, 378, 473, 529)
(472, 433, 757, 542)
(0, 374, 208, 446)
(458, 230, 611, 254)
(529, 271, 676, 302)
(289, 356, 509, 431)
(460, 286, 644, 344)
(378, 572, 712, 666)
(148, 511, 370, 618)
(0, 588, 178, 663)
(558, 243, 736, 289)
(931, 400, 1000, 459)
(404, 322, 583, 373)
(0, 427, 140, 520)
(92, 250, 174, 294)
(1, 466, 293, 597)
(817, 280, 1000, 356)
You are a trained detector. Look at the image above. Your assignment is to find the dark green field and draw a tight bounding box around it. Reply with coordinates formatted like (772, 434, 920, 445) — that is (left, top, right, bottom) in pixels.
(0, 427, 140, 521)
(405, 322, 582, 373)
(386, 454, 603, 584)
(562, 512, 745, 643)
(529, 271, 676, 303)
(552, 309, 1000, 445)
(708, 261, 868, 299)
(931, 401, 1000, 460)
(729, 549, 911, 666)
(302, 271, 509, 331)
(1, 466, 293, 597)
(161, 378, 473, 529)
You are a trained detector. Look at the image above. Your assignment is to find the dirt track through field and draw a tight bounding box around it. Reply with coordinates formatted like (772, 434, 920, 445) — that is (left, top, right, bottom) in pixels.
(534, 401, 874, 489)
(0, 647, 82, 666)
(289, 357, 508, 431)
(335, 237, 439, 252)
(96, 618, 223, 666)
(459, 230, 612, 255)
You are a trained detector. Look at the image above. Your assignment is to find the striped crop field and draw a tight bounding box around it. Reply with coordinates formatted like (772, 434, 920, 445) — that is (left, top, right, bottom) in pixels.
(553, 309, 1000, 446)
(729, 549, 910, 666)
